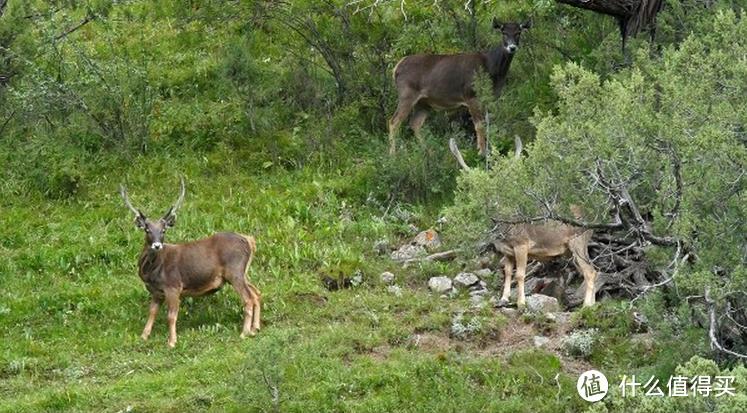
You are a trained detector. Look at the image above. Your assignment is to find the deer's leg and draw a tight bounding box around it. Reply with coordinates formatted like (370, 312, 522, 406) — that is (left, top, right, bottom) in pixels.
(227, 274, 257, 338)
(569, 234, 598, 307)
(247, 283, 262, 332)
(141, 296, 162, 341)
(388, 91, 418, 155)
(165, 290, 181, 348)
(409, 104, 429, 146)
(499, 256, 514, 305)
(513, 244, 530, 308)
(466, 99, 487, 156)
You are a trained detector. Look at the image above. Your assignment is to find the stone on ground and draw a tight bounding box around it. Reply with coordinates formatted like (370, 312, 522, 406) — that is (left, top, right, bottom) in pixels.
(428, 276, 452, 294)
(525, 294, 561, 313)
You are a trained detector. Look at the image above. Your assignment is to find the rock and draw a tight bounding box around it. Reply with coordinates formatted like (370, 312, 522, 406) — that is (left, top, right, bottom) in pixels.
(390, 244, 426, 261)
(448, 287, 460, 299)
(474, 268, 493, 278)
(428, 276, 452, 294)
(469, 287, 489, 297)
(380, 271, 395, 285)
(478, 280, 488, 289)
(533, 335, 550, 347)
(525, 294, 561, 313)
(387, 285, 403, 297)
(453, 272, 479, 288)
(545, 313, 557, 322)
(412, 229, 442, 251)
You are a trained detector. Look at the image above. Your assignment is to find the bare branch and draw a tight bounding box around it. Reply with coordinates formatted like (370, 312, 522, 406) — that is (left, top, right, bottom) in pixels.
(55, 14, 96, 42)
(705, 287, 747, 359)
(399, 249, 459, 264)
(449, 138, 471, 171)
(513, 135, 523, 159)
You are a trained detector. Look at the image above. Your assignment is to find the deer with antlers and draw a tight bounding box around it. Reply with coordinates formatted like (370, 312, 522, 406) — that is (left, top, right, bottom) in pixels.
(120, 178, 261, 347)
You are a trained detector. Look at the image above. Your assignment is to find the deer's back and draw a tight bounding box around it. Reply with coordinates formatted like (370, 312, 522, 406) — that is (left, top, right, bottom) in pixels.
(395, 53, 486, 95)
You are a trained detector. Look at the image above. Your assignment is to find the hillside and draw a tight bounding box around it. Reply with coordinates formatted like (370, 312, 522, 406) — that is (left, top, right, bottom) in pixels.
(1, 1, 745, 412)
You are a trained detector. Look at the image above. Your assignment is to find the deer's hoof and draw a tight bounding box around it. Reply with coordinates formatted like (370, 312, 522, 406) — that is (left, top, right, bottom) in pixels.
(141, 334, 150, 341)
(240, 331, 256, 339)
(167, 341, 176, 348)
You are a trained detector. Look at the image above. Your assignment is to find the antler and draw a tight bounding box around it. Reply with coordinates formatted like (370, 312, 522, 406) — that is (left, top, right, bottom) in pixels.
(163, 177, 186, 219)
(120, 184, 144, 218)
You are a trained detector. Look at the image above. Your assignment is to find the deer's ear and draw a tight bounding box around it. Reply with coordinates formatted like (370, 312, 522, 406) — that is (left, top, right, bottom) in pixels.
(521, 20, 532, 30)
(492, 18, 503, 30)
(135, 213, 147, 229)
(163, 214, 176, 228)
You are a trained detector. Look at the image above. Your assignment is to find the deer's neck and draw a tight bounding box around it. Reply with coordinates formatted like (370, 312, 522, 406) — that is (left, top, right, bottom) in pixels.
(138, 246, 164, 281)
(484, 47, 514, 92)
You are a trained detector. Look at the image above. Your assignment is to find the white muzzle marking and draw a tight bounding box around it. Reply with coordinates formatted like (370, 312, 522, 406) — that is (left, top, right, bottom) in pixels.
(151, 242, 163, 250)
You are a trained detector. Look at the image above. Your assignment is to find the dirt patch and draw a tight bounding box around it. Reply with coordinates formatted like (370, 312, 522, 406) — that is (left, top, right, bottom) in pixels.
(404, 311, 593, 375)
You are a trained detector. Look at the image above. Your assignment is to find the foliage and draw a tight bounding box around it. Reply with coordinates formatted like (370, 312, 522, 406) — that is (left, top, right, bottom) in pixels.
(448, 8, 747, 358)
(0, 0, 745, 411)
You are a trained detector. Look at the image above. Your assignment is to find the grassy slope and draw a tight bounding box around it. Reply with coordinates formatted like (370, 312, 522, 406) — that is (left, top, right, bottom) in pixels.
(0, 153, 606, 413)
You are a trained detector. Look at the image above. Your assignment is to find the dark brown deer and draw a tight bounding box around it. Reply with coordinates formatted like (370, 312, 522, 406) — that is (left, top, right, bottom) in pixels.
(493, 221, 598, 308)
(120, 178, 261, 348)
(388, 18, 531, 156)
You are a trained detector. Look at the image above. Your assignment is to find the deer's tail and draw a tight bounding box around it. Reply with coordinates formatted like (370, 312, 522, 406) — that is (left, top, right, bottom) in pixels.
(242, 235, 257, 269)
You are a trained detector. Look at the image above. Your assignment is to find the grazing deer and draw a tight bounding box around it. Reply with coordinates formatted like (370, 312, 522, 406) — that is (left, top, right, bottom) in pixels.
(493, 221, 598, 308)
(388, 18, 530, 156)
(120, 178, 261, 347)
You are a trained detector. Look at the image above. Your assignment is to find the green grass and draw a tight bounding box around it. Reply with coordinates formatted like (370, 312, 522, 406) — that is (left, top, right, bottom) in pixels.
(0, 153, 706, 412)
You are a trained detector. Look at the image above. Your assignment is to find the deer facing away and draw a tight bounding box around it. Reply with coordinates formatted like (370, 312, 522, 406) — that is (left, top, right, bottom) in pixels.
(120, 178, 261, 347)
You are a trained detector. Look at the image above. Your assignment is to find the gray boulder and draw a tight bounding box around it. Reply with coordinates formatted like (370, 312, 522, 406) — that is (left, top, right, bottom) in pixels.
(380, 271, 395, 285)
(453, 272, 479, 288)
(412, 229, 442, 251)
(428, 276, 452, 294)
(525, 294, 561, 313)
(390, 244, 426, 261)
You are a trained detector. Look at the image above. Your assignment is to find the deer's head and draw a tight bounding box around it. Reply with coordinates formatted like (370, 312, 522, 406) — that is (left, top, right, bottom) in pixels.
(492, 18, 531, 54)
(120, 178, 185, 251)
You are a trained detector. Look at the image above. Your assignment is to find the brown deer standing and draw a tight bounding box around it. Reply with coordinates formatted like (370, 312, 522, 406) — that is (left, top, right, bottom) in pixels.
(448, 136, 597, 308)
(120, 178, 261, 347)
(388, 18, 531, 156)
(493, 222, 598, 308)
